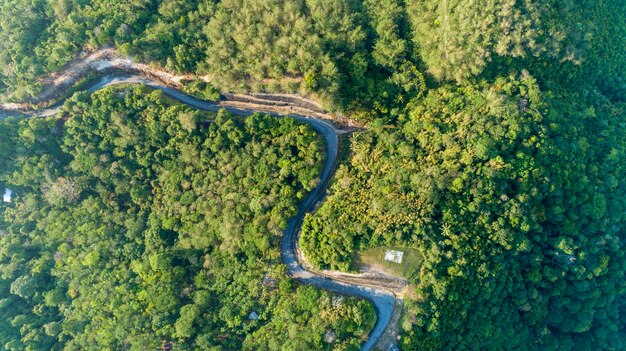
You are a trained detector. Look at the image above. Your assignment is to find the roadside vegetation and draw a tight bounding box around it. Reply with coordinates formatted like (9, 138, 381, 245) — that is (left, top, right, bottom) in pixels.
(181, 78, 220, 102)
(0, 86, 374, 350)
(302, 78, 626, 350)
(0, 0, 625, 350)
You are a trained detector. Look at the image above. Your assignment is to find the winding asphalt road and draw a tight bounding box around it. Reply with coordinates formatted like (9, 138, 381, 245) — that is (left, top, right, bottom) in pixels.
(0, 74, 395, 351)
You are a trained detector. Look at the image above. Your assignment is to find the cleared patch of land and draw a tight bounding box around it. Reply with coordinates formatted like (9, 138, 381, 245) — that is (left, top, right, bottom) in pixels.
(355, 246, 422, 280)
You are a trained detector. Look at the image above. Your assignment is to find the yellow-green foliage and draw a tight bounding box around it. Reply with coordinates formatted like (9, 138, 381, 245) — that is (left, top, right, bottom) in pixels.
(0, 86, 374, 350)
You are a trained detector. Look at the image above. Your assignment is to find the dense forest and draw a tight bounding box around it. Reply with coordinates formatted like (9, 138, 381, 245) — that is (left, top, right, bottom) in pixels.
(1, 0, 624, 111)
(0, 86, 374, 350)
(302, 77, 626, 349)
(1, 0, 625, 350)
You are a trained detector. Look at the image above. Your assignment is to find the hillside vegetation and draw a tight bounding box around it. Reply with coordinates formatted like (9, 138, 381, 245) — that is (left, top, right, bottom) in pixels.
(302, 77, 626, 349)
(0, 86, 374, 350)
(0, 0, 625, 350)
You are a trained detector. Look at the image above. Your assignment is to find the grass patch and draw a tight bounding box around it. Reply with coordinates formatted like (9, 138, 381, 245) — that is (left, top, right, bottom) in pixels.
(355, 246, 422, 280)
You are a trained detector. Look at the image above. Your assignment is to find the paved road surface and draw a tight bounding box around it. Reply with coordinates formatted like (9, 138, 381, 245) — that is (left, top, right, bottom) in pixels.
(0, 74, 395, 351)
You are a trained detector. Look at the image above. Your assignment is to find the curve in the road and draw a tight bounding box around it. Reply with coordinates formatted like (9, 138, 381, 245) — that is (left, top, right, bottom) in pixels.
(0, 73, 395, 351)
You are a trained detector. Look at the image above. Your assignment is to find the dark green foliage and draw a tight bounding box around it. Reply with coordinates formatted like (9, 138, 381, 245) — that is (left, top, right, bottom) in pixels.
(0, 0, 429, 116)
(0, 86, 374, 350)
(1, 0, 625, 350)
(0, 0, 158, 101)
(301, 76, 626, 350)
(0, 0, 623, 108)
(181, 78, 220, 102)
(243, 285, 375, 350)
(406, 0, 626, 98)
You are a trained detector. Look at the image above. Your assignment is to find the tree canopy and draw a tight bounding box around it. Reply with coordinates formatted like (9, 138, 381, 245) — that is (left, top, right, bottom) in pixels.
(0, 86, 374, 350)
(1, 0, 625, 350)
(301, 75, 626, 350)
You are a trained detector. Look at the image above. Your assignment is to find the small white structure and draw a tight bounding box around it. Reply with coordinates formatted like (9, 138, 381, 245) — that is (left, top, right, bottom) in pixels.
(248, 311, 259, 320)
(384, 250, 404, 264)
(3, 188, 11, 203)
(323, 329, 337, 343)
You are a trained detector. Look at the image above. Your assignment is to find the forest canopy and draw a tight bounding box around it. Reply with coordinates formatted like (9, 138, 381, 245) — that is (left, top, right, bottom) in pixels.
(0, 86, 374, 350)
(301, 75, 626, 349)
(1, 0, 623, 110)
(0, 0, 625, 350)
